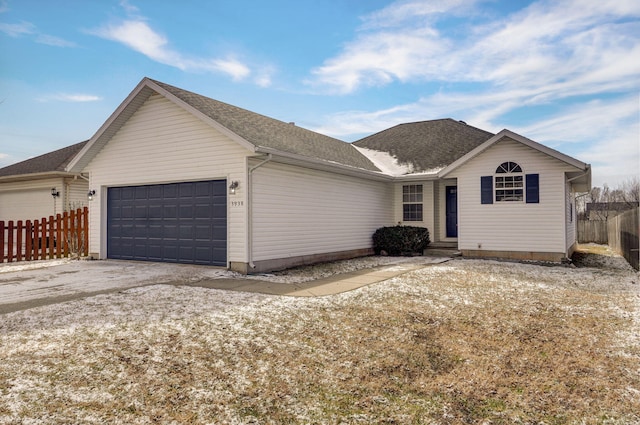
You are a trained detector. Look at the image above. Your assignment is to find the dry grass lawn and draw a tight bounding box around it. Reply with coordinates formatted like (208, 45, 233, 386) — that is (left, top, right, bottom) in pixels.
(1, 245, 639, 424)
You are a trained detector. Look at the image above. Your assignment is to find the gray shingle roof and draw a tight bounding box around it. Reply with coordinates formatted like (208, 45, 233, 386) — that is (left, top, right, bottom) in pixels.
(150, 79, 381, 172)
(353, 119, 494, 172)
(0, 140, 88, 178)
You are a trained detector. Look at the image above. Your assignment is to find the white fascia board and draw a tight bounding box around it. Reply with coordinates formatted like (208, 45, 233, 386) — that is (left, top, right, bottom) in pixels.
(0, 171, 79, 184)
(390, 174, 440, 182)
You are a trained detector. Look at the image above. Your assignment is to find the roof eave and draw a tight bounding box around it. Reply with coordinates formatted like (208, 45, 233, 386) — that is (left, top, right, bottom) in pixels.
(0, 171, 82, 184)
(390, 173, 440, 181)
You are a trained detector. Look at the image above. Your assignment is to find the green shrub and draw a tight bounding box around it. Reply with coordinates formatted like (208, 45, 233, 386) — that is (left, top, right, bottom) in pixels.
(372, 225, 430, 256)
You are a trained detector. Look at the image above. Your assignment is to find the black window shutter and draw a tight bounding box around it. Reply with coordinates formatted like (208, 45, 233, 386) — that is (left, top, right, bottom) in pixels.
(481, 176, 493, 204)
(526, 174, 539, 203)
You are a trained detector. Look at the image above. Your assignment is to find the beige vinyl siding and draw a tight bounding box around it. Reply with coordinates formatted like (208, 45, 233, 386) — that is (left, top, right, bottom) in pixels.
(64, 178, 89, 211)
(251, 162, 393, 261)
(450, 138, 575, 254)
(0, 178, 66, 221)
(84, 94, 252, 261)
(393, 181, 434, 233)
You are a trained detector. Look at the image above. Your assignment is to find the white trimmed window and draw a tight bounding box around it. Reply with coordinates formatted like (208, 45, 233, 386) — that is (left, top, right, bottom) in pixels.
(481, 163, 539, 205)
(495, 161, 523, 202)
(402, 184, 423, 221)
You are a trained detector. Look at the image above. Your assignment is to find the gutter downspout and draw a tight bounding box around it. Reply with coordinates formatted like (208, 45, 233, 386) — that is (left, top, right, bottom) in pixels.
(247, 154, 272, 270)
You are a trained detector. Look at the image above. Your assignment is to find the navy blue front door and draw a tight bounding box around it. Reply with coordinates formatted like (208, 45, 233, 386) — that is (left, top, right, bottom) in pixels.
(446, 186, 458, 238)
(107, 180, 227, 266)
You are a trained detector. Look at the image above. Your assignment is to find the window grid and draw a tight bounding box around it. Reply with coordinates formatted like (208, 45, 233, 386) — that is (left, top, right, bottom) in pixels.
(402, 184, 423, 221)
(495, 163, 524, 202)
(403, 184, 423, 203)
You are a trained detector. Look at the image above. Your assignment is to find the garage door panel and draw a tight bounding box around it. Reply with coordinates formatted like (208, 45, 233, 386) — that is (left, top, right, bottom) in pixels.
(121, 187, 135, 200)
(148, 204, 162, 218)
(107, 180, 226, 266)
(179, 184, 194, 198)
(179, 205, 194, 218)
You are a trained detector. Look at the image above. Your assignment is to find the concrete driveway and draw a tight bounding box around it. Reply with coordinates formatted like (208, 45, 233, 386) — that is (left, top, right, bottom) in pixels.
(0, 259, 236, 314)
(0, 257, 447, 314)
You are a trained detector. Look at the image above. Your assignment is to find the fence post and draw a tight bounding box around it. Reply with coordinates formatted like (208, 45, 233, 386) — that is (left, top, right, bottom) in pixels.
(0, 221, 5, 263)
(25, 220, 33, 261)
(55, 213, 62, 258)
(48, 215, 55, 260)
(40, 218, 46, 260)
(33, 219, 39, 260)
(69, 209, 77, 258)
(62, 211, 69, 257)
(7, 221, 14, 263)
(16, 220, 23, 262)
(83, 206, 89, 256)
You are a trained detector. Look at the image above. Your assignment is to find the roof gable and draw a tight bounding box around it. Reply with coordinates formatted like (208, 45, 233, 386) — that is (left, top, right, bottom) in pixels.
(352, 119, 494, 175)
(440, 129, 590, 175)
(67, 78, 380, 173)
(0, 140, 87, 179)
(439, 129, 591, 190)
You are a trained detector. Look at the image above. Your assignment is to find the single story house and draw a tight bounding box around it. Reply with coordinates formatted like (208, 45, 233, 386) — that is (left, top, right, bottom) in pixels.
(0, 141, 89, 222)
(65, 78, 591, 273)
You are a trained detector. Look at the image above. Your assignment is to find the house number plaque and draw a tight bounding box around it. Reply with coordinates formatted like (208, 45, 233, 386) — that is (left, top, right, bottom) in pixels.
(231, 201, 244, 207)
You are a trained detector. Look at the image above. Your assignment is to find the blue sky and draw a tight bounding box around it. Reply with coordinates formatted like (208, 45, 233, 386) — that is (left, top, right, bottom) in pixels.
(0, 0, 638, 187)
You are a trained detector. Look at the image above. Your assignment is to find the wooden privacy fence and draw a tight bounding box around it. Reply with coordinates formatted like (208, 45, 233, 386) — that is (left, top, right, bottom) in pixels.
(1, 207, 88, 263)
(577, 219, 608, 244)
(607, 207, 639, 271)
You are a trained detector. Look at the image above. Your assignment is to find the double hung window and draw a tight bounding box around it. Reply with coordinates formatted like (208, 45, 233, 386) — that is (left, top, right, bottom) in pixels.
(402, 184, 423, 221)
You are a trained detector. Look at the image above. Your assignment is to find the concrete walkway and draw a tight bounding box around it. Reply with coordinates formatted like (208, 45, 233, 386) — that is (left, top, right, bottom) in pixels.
(0, 258, 450, 314)
(179, 261, 442, 297)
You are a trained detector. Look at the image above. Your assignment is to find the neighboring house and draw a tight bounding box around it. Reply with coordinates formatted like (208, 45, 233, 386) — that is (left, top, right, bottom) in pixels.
(65, 78, 591, 272)
(586, 202, 639, 221)
(0, 141, 89, 222)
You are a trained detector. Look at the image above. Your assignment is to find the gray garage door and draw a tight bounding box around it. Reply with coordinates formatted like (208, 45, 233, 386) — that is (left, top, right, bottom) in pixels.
(107, 180, 227, 266)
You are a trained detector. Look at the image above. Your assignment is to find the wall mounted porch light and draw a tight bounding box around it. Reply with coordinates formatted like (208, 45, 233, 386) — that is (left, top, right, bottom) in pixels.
(51, 188, 60, 198)
(229, 181, 239, 195)
(87, 190, 96, 201)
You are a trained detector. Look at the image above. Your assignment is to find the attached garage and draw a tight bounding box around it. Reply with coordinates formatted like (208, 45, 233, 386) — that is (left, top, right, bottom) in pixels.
(107, 180, 227, 266)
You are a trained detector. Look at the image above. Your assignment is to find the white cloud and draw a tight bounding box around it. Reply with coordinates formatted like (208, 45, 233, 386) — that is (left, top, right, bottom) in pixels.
(308, 0, 640, 186)
(92, 20, 180, 67)
(360, 0, 477, 30)
(37, 93, 103, 103)
(308, 0, 640, 97)
(119, 0, 139, 15)
(0, 21, 34, 37)
(35, 34, 77, 47)
(91, 18, 257, 82)
(514, 96, 639, 144)
(205, 57, 251, 81)
(309, 28, 448, 94)
(0, 20, 75, 47)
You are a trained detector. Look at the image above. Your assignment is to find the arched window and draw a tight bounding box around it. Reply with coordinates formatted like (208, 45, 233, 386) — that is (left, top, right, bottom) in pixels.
(495, 161, 523, 202)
